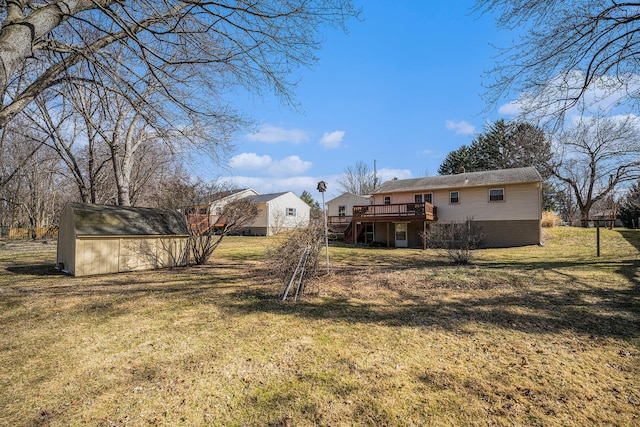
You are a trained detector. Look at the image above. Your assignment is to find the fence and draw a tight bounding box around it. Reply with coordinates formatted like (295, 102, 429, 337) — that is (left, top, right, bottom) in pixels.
(5, 227, 58, 239)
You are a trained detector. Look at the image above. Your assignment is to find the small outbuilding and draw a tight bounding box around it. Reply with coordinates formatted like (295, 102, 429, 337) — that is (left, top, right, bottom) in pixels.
(57, 203, 190, 277)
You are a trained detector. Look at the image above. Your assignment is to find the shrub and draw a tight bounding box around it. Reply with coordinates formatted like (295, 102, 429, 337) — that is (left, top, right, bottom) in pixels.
(541, 210, 562, 227)
(422, 218, 483, 265)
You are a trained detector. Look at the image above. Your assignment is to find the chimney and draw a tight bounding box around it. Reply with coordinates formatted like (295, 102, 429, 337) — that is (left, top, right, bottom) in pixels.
(458, 166, 466, 174)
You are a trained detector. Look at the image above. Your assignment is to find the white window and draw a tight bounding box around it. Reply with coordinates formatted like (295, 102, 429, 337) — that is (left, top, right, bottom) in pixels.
(450, 191, 459, 204)
(414, 194, 423, 203)
(424, 193, 433, 204)
(338, 205, 346, 216)
(489, 188, 505, 202)
(384, 196, 391, 205)
(286, 208, 296, 217)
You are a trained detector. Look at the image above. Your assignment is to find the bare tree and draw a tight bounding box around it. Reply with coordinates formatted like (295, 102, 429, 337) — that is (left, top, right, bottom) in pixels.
(189, 198, 259, 265)
(0, 1, 358, 131)
(549, 115, 640, 225)
(338, 160, 375, 195)
(476, 1, 640, 125)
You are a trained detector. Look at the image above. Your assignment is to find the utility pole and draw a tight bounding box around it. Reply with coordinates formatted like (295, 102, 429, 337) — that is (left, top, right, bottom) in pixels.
(316, 181, 329, 273)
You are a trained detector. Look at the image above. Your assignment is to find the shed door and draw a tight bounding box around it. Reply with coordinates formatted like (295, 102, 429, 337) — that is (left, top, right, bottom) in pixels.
(395, 223, 408, 248)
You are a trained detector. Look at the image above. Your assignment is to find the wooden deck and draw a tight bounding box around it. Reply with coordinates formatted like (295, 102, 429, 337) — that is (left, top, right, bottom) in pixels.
(351, 202, 437, 222)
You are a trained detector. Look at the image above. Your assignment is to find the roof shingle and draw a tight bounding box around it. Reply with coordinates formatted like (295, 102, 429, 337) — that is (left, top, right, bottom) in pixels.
(374, 167, 542, 193)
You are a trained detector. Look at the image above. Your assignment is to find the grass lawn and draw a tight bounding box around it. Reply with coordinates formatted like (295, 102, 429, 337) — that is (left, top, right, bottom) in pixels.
(0, 227, 638, 426)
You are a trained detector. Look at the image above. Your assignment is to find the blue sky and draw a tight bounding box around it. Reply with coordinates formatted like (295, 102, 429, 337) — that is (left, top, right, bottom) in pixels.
(203, 1, 518, 200)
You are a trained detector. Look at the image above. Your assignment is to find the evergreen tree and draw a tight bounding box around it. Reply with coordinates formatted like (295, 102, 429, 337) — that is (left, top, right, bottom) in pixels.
(437, 120, 552, 177)
(620, 181, 640, 228)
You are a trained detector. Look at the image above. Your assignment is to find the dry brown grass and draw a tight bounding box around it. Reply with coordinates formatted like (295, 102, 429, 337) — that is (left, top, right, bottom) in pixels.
(541, 210, 563, 227)
(0, 228, 638, 426)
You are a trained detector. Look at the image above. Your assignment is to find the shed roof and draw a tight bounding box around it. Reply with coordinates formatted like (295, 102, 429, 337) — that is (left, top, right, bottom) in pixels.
(374, 167, 543, 193)
(67, 203, 189, 236)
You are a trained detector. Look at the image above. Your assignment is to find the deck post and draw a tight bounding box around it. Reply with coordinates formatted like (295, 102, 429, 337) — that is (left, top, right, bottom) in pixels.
(386, 222, 390, 248)
(423, 221, 427, 250)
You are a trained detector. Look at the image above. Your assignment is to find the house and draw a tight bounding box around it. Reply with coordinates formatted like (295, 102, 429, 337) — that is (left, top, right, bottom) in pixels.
(348, 167, 543, 248)
(325, 192, 373, 241)
(184, 188, 259, 231)
(243, 192, 311, 236)
(57, 203, 189, 277)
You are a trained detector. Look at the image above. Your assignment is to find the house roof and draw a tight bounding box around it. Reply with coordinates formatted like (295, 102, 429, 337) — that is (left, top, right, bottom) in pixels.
(250, 192, 290, 203)
(67, 203, 189, 236)
(326, 192, 372, 204)
(374, 167, 543, 193)
(189, 188, 257, 206)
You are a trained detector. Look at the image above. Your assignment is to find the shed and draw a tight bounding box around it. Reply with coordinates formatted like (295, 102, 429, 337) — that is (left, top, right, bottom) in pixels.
(57, 203, 190, 276)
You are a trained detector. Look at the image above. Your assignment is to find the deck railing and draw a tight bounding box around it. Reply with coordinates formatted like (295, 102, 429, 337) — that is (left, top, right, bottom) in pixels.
(327, 215, 352, 228)
(352, 202, 437, 221)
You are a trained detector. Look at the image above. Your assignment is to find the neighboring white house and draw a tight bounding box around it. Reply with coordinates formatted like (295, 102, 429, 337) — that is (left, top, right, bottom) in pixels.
(184, 188, 259, 230)
(243, 192, 311, 236)
(208, 188, 259, 225)
(326, 192, 373, 219)
(325, 192, 373, 240)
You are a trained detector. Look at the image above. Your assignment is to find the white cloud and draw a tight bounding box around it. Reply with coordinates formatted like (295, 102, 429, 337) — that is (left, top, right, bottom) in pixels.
(498, 101, 522, 116)
(246, 124, 310, 144)
(229, 152, 272, 170)
(498, 71, 640, 124)
(319, 130, 345, 149)
(229, 152, 312, 177)
(267, 155, 312, 176)
(377, 168, 413, 183)
(445, 120, 476, 135)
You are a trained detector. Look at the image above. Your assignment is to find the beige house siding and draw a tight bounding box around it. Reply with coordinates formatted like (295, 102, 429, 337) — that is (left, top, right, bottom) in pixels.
(373, 183, 541, 222)
(368, 169, 543, 248)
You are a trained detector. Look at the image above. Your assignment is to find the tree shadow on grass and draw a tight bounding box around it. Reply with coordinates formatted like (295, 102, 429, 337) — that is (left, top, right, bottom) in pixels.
(617, 229, 640, 252)
(6, 264, 62, 276)
(225, 259, 640, 340)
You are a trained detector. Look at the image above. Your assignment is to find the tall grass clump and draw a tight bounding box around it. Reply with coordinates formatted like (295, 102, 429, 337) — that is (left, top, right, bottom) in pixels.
(541, 210, 562, 227)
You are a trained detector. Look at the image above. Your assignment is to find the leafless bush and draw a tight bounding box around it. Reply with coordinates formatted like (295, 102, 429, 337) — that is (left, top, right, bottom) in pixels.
(422, 218, 483, 264)
(266, 219, 325, 298)
(189, 199, 258, 265)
